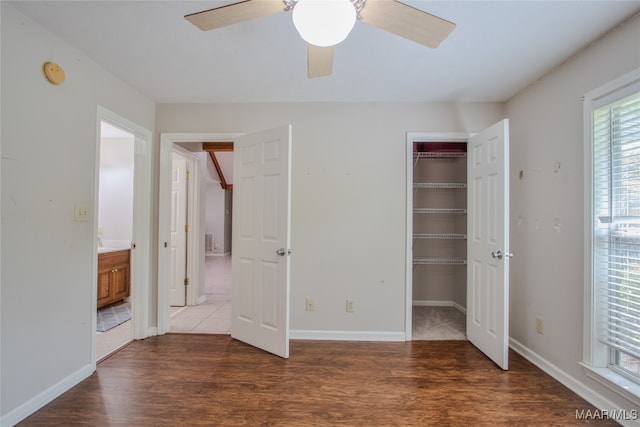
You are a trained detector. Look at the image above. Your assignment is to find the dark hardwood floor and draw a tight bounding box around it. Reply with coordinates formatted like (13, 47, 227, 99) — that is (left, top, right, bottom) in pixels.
(20, 335, 617, 426)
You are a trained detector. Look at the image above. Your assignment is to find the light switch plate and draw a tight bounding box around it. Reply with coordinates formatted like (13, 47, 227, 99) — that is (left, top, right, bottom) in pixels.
(74, 204, 89, 222)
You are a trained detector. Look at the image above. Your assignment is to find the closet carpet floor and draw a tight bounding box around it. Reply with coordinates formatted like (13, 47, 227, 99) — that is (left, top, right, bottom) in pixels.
(412, 306, 467, 340)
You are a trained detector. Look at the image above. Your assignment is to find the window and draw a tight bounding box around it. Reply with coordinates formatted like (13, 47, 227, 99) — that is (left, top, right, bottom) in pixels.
(584, 69, 640, 404)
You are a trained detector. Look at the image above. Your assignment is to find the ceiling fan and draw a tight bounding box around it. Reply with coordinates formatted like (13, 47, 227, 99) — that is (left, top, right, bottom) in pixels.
(185, 0, 455, 78)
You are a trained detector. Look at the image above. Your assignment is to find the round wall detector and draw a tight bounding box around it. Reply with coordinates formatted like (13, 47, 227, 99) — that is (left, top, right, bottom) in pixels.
(42, 62, 65, 85)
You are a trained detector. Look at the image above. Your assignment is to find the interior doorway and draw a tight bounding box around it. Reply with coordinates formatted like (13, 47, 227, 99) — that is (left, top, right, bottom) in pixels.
(163, 145, 235, 332)
(157, 133, 241, 335)
(158, 126, 292, 359)
(95, 121, 134, 360)
(407, 134, 469, 343)
(167, 144, 234, 332)
(406, 121, 511, 370)
(93, 108, 153, 364)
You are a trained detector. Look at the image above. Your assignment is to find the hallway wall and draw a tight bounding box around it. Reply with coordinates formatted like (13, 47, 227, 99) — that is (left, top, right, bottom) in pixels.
(1, 3, 155, 422)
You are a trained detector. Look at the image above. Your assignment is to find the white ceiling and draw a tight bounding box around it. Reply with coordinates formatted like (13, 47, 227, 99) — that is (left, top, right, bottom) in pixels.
(9, 1, 640, 103)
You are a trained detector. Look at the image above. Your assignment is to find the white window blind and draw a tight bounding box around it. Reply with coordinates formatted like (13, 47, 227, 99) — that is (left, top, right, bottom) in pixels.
(593, 90, 640, 375)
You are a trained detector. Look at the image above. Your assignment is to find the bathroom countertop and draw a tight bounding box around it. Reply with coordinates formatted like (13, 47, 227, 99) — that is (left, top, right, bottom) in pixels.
(98, 246, 130, 254)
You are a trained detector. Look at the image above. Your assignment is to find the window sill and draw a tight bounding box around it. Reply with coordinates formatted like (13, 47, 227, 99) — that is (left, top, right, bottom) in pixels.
(581, 363, 640, 407)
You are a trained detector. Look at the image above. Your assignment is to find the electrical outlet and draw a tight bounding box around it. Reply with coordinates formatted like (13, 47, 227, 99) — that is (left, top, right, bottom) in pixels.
(536, 317, 544, 335)
(346, 299, 355, 313)
(306, 298, 314, 312)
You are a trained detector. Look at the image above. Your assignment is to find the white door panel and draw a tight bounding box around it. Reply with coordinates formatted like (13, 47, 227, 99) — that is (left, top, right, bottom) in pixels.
(467, 119, 510, 370)
(232, 125, 292, 359)
(169, 155, 187, 307)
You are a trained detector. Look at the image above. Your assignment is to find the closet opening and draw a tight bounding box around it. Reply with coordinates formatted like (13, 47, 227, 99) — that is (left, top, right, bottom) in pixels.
(406, 122, 511, 369)
(408, 137, 468, 341)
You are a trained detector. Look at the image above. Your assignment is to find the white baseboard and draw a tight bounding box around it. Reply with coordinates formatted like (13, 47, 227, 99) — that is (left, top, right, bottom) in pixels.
(452, 302, 466, 314)
(412, 300, 467, 315)
(1, 364, 94, 427)
(169, 307, 187, 320)
(509, 338, 640, 427)
(198, 295, 208, 305)
(413, 300, 454, 307)
(290, 330, 405, 342)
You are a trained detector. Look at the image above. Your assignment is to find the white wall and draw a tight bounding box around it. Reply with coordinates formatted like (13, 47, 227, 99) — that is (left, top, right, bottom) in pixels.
(506, 13, 640, 413)
(99, 136, 134, 242)
(203, 152, 232, 255)
(0, 3, 155, 423)
(156, 102, 505, 335)
(203, 153, 225, 254)
(205, 182, 227, 254)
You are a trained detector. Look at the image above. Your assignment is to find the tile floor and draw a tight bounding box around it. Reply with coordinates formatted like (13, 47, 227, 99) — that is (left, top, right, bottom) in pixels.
(169, 254, 232, 333)
(96, 255, 231, 360)
(96, 315, 132, 361)
(169, 295, 231, 333)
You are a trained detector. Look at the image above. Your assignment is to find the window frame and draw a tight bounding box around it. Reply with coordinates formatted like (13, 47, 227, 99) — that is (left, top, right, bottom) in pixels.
(582, 68, 640, 406)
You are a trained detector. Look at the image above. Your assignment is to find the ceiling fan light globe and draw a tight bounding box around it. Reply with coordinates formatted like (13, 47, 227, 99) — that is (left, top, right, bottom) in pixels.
(292, 0, 356, 47)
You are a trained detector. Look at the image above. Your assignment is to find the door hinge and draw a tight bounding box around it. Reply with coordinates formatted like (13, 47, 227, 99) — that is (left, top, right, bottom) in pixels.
(185, 171, 192, 181)
(184, 277, 190, 286)
(185, 224, 190, 233)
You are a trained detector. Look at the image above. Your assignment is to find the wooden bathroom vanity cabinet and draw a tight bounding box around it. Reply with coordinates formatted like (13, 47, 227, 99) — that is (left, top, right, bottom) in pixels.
(97, 249, 130, 308)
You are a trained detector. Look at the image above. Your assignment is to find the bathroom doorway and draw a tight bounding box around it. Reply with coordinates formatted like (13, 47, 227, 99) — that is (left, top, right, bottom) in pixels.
(95, 121, 134, 360)
(94, 107, 153, 363)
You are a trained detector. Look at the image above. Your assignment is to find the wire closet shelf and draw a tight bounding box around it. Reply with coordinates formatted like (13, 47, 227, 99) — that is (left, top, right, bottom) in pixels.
(413, 151, 467, 159)
(413, 233, 467, 240)
(413, 208, 467, 214)
(413, 257, 467, 265)
(413, 182, 467, 189)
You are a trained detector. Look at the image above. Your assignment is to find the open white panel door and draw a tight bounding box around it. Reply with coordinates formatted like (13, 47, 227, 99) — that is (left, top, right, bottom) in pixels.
(232, 125, 292, 359)
(169, 154, 187, 307)
(467, 119, 510, 370)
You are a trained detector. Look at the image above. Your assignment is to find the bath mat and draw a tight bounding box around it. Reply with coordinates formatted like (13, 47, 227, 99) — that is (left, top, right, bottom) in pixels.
(97, 303, 131, 332)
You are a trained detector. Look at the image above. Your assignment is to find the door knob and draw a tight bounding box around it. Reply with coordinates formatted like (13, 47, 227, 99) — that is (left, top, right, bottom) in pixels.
(491, 250, 513, 260)
(276, 248, 291, 256)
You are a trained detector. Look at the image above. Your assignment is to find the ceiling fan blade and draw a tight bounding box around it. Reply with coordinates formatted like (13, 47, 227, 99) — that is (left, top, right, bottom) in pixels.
(307, 45, 334, 78)
(360, 0, 455, 48)
(185, 0, 285, 31)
